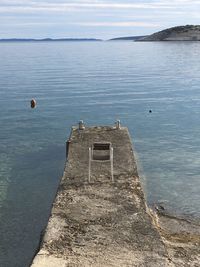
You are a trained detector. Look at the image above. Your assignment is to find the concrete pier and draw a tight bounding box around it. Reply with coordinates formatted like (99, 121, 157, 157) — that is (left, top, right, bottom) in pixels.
(31, 125, 175, 266)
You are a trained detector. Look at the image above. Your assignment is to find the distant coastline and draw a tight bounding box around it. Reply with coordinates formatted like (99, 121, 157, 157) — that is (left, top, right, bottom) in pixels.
(109, 35, 147, 41)
(0, 38, 102, 42)
(2, 25, 200, 42)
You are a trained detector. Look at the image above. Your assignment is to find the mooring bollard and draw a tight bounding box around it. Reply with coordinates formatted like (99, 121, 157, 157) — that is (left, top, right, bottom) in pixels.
(79, 120, 85, 130)
(115, 120, 121, 129)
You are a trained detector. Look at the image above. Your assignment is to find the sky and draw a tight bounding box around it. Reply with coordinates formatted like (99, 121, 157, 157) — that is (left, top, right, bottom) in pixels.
(1, 0, 200, 39)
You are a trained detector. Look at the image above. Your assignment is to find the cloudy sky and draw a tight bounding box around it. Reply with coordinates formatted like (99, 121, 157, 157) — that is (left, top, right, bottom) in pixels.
(1, 0, 200, 39)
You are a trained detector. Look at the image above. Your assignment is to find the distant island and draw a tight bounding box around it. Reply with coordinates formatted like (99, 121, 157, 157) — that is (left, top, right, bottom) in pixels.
(138, 25, 200, 41)
(109, 36, 147, 41)
(0, 38, 102, 42)
(110, 25, 200, 42)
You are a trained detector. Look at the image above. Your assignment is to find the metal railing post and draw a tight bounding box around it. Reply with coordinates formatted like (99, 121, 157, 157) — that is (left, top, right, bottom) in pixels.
(111, 147, 114, 182)
(88, 147, 91, 183)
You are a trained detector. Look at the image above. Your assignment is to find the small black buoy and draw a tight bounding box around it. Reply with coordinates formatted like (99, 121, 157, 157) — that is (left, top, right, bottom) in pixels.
(149, 109, 152, 113)
(30, 99, 36, 109)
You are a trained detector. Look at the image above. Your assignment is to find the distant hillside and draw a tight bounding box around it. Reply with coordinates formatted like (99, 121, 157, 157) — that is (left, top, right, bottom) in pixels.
(109, 36, 147, 41)
(138, 25, 200, 41)
(0, 38, 102, 42)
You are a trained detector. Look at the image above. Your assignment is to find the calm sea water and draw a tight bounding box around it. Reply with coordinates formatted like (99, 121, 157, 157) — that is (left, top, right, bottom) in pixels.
(0, 41, 200, 266)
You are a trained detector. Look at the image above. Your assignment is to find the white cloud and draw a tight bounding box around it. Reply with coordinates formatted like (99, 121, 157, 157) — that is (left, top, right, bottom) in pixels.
(1, 0, 200, 15)
(0, 1, 177, 13)
(72, 21, 159, 27)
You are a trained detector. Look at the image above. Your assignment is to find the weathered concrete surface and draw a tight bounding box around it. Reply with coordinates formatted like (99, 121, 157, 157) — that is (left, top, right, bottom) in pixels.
(150, 208, 200, 267)
(31, 126, 172, 267)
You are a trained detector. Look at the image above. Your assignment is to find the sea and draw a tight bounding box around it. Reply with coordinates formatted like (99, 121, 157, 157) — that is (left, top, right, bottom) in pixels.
(0, 41, 200, 267)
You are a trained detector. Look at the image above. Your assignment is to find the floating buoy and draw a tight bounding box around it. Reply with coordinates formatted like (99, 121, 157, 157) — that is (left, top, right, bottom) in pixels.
(30, 99, 36, 109)
(149, 110, 152, 113)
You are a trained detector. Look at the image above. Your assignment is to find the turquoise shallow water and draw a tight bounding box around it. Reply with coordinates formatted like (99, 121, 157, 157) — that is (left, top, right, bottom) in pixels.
(0, 41, 200, 266)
